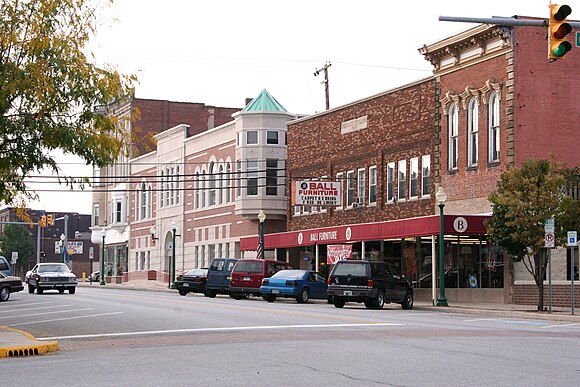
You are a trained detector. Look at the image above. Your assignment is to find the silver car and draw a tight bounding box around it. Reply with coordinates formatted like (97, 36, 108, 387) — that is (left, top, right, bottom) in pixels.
(27, 263, 77, 294)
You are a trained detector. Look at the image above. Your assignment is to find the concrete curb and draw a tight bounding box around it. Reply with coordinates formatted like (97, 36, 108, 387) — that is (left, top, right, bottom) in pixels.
(0, 326, 58, 358)
(414, 305, 580, 323)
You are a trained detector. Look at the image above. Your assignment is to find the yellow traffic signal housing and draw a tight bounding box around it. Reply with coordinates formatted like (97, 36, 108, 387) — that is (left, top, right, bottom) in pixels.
(47, 213, 54, 225)
(39, 215, 47, 227)
(548, 4, 573, 60)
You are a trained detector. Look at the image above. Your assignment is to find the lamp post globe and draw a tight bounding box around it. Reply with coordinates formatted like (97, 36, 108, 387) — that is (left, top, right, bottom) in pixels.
(435, 187, 448, 307)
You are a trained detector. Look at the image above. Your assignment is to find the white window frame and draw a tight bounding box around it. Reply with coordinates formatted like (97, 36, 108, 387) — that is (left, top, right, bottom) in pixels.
(93, 204, 100, 226)
(448, 103, 458, 171)
(398, 160, 407, 202)
(246, 130, 258, 145)
(346, 170, 355, 208)
(357, 168, 365, 206)
(421, 155, 431, 198)
(386, 162, 395, 203)
(409, 157, 419, 200)
(266, 130, 279, 145)
(488, 92, 500, 163)
(246, 159, 258, 196)
(467, 98, 479, 167)
(336, 172, 344, 210)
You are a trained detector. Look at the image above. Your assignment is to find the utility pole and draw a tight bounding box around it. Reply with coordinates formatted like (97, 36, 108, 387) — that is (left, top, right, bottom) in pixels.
(314, 62, 332, 110)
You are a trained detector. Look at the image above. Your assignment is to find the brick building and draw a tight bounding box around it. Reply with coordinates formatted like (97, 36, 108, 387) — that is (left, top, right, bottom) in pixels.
(126, 90, 297, 283)
(91, 96, 240, 282)
(239, 19, 579, 306)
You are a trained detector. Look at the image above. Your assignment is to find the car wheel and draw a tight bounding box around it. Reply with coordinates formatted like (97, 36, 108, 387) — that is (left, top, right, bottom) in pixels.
(364, 299, 373, 308)
(68, 287, 76, 295)
(37, 288, 44, 294)
(28, 284, 35, 293)
(333, 297, 345, 308)
(372, 290, 385, 310)
(263, 294, 276, 303)
(327, 295, 334, 304)
(205, 289, 217, 298)
(232, 292, 244, 300)
(0, 287, 10, 302)
(297, 288, 310, 303)
(58, 289, 65, 294)
(401, 291, 414, 310)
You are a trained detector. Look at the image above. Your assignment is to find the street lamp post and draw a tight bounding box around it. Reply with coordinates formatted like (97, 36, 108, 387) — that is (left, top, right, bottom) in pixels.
(170, 222, 180, 289)
(436, 187, 448, 306)
(100, 227, 106, 286)
(60, 233, 65, 263)
(257, 210, 266, 259)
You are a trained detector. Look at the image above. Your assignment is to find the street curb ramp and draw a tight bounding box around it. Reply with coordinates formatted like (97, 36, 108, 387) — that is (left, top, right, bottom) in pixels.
(0, 326, 58, 358)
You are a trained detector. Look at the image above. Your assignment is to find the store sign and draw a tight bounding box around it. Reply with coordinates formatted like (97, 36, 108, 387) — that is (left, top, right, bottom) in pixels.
(54, 241, 84, 255)
(294, 181, 341, 206)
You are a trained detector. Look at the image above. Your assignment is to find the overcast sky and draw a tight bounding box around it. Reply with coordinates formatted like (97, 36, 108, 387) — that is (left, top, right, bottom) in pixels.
(26, 0, 571, 214)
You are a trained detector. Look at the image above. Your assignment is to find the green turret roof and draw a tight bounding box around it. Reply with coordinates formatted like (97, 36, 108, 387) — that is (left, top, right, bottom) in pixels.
(242, 89, 287, 112)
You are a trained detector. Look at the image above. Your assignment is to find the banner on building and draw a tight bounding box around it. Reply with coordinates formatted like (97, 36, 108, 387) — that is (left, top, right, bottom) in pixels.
(327, 244, 353, 264)
(293, 180, 341, 206)
(54, 241, 83, 255)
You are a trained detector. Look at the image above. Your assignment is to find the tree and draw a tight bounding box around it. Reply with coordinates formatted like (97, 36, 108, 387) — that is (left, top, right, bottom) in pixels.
(0, 224, 35, 276)
(486, 159, 577, 311)
(0, 0, 136, 206)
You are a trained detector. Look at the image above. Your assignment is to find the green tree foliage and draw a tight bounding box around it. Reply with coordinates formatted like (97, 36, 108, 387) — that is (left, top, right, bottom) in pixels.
(0, 0, 136, 205)
(486, 159, 578, 311)
(0, 224, 35, 275)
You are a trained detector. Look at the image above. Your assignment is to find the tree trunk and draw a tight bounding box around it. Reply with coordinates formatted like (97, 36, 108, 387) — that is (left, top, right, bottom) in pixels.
(535, 250, 547, 311)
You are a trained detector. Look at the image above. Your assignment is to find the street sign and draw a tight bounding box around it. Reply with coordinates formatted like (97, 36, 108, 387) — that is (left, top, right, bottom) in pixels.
(568, 231, 578, 246)
(11, 252, 18, 265)
(545, 218, 555, 248)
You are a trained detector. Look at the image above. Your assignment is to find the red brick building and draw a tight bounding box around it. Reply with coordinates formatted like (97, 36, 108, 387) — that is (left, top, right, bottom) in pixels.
(240, 20, 579, 306)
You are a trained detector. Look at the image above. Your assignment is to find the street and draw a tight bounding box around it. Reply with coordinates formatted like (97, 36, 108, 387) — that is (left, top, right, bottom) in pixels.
(1, 286, 579, 386)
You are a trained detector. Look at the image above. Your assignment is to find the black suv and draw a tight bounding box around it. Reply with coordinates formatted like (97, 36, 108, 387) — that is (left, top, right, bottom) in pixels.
(327, 260, 413, 310)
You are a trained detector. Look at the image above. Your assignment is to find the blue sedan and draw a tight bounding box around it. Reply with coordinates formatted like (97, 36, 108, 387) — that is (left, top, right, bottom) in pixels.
(260, 269, 328, 303)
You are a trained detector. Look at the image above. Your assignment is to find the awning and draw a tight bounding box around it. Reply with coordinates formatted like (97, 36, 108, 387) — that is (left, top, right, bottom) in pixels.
(240, 214, 489, 251)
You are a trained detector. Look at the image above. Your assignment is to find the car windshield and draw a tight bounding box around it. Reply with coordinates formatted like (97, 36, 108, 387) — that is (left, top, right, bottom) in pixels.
(38, 264, 70, 273)
(271, 270, 307, 279)
(233, 261, 263, 273)
(185, 269, 207, 276)
(332, 262, 368, 276)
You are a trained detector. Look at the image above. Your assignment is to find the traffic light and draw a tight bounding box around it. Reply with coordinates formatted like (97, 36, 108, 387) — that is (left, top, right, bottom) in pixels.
(548, 4, 573, 60)
(47, 213, 54, 225)
(39, 215, 47, 227)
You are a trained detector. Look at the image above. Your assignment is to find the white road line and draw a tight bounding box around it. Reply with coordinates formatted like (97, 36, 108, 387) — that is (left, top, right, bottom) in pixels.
(0, 302, 56, 312)
(0, 304, 73, 313)
(9, 312, 124, 327)
(542, 323, 580, 329)
(38, 322, 403, 341)
(463, 318, 504, 322)
(0, 308, 95, 320)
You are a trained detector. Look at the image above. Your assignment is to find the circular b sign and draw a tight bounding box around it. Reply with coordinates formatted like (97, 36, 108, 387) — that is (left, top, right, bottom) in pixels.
(453, 217, 468, 233)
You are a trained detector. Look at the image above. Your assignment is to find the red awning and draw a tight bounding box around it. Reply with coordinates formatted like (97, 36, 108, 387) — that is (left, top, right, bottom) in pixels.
(240, 215, 489, 251)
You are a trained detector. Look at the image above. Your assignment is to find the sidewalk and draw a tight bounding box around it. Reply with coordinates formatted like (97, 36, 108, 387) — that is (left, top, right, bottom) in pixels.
(2, 281, 578, 358)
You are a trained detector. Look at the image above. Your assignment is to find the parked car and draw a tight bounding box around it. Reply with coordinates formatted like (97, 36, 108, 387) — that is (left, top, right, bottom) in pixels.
(26, 263, 78, 294)
(174, 268, 208, 296)
(0, 256, 12, 276)
(204, 258, 238, 298)
(327, 260, 413, 310)
(0, 272, 24, 301)
(260, 269, 328, 303)
(229, 259, 292, 299)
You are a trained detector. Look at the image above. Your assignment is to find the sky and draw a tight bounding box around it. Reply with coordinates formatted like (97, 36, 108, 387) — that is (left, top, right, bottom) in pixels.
(25, 0, 571, 214)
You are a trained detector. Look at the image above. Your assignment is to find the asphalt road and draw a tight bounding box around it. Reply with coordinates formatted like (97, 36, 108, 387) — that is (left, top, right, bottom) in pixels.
(1, 286, 580, 386)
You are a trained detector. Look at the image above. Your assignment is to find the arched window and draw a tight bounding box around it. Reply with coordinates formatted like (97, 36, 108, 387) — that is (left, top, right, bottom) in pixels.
(218, 164, 224, 204)
(448, 103, 458, 170)
(135, 184, 140, 221)
(488, 92, 500, 162)
(225, 163, 232, 203)
(195, 172, 200, 209)
(147, 185, 152, 218)
(467, 98, 479, 167)
(209, 162, 216, 206)
(201, 169, 207, 207)
(141, 182, 147, 219)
